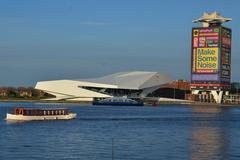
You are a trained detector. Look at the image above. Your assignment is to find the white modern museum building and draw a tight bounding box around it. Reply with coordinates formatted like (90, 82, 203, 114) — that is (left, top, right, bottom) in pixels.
(35, 71, 171, 102)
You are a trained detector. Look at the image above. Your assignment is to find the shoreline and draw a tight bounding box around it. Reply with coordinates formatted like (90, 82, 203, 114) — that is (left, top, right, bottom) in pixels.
(0, 99, 91, 105)
(0, 99, 239, 107)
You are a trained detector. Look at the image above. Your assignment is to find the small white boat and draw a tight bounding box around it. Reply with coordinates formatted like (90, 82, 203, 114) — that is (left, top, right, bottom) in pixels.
(5, 107, 77, 121)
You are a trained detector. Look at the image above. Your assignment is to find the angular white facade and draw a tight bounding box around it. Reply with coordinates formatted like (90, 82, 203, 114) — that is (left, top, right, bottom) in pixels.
(35, 71, 171, 102)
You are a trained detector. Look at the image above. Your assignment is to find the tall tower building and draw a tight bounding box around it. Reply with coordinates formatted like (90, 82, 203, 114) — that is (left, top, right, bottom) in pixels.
(191, 12, 232, 103)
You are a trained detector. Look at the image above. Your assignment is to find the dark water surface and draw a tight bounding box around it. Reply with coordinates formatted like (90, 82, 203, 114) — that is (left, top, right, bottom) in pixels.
(1, 102, 240, 160)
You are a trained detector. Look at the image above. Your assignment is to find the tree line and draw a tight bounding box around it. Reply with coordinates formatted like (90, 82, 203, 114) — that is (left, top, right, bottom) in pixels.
(0, 87, 53, 99)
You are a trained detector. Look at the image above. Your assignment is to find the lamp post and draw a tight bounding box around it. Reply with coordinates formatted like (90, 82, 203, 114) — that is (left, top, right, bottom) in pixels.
(174, 87, 175, 99)
(237, 85, 239, 95)
(237, 85, 239, 104)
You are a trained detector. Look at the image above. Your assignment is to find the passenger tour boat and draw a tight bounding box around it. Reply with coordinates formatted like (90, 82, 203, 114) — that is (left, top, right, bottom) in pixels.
(5, 107, 77, 121)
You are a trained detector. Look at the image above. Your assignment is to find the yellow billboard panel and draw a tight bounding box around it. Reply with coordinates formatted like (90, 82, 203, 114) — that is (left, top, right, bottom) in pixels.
(196, 48, 218, 73)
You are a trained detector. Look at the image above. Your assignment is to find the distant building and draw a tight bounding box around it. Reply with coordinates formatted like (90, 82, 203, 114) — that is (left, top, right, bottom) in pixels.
(18, 87, 33, 97)
(223, 94, 240, 104)
(146, 80, 190, 100)
(168, 80, 190, 90)
(0, 87, 9, 97)
(35, 71, 172, 102)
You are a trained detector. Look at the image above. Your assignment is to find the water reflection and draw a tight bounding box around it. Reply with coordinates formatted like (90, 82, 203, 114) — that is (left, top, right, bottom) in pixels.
(191, 106, 229, 160)
(191, 105, 226, 113)
(1, 103, 239, 160)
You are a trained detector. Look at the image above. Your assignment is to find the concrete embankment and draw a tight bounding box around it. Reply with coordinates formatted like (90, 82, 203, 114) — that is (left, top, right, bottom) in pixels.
(0, 98, 239, 107)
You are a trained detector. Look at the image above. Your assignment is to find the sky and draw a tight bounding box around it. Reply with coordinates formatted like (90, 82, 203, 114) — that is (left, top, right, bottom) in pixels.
(0, 0, 239, 86)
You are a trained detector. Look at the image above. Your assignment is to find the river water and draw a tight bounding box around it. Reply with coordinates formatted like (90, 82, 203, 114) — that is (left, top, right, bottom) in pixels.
(0, 102, 240, 160)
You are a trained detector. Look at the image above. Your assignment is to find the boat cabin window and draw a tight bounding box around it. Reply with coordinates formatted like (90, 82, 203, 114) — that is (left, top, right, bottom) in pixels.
(19, 109, 24, 115)
(12, 108, 69, 116)
(25, 110, 29, 115)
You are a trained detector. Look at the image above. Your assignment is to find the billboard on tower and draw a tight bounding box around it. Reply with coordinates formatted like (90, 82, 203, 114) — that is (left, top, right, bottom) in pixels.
(191, 27, 231, 90)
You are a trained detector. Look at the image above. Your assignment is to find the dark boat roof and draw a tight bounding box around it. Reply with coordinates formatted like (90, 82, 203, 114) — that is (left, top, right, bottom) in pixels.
(13, 107, 68, 110)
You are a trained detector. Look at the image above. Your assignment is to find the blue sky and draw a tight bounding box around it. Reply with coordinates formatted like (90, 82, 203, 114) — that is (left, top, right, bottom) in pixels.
(0, 0, 239, 86)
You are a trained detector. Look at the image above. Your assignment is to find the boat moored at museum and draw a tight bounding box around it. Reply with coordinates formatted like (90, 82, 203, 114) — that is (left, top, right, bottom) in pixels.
(5, 107, 77, 121)
(93, 97, 144, 106)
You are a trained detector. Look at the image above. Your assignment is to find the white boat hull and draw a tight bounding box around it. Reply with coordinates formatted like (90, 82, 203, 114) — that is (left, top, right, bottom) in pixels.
(5, 113, 77, 121)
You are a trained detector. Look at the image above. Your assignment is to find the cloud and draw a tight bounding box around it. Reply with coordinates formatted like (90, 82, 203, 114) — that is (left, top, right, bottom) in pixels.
(80, 21, 117, 26)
